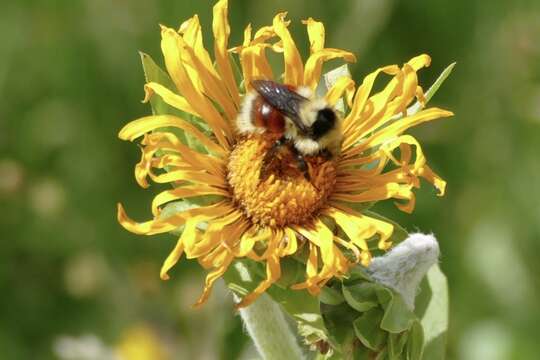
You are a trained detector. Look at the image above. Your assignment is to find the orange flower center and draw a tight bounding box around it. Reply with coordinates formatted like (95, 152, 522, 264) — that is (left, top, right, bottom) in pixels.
(227, 135, 336, 227)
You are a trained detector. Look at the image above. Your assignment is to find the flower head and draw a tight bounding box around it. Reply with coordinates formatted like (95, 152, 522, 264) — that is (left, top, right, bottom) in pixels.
(117, 0, 452, 308)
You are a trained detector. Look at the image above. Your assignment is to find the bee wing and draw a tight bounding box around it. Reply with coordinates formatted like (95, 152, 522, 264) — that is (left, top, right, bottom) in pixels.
(251, 80, 309, 134)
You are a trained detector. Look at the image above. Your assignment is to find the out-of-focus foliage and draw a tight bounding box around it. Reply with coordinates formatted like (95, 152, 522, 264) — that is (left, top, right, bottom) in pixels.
(0, 0, 539, 359)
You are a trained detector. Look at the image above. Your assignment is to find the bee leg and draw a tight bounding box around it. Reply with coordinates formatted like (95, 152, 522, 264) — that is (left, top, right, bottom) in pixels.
(290, 145, 310, 181)
(296, 154, 310, 181)
(260, 136, 287, 180)
(320, 149, 333, 160)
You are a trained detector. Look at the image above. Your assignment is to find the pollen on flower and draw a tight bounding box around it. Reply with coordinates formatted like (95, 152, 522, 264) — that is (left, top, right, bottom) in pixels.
(227, 135, 336, 227)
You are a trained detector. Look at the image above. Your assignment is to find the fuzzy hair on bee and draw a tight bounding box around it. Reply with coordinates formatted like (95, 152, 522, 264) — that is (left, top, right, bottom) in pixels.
(236, 91, 265, 135)
(236, 80, 343, 159)
(285, 89, 343, 159)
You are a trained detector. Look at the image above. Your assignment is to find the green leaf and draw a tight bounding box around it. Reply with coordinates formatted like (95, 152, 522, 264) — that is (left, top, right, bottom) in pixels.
(268, 285, 328, 343)
(139, 52, 183, 117)
(343, 265, 373, 284)
(320, 284, 345, 306)
(321, 303, 357, 358)
(274, 256, 305, 288)
(353, 307, 387, 351)
(140, 51, 213, 154)
(416, 265, 448, 360)
(388, 332, 409, 360)
(402, 62, 456, 117)
(223, 258, 265, 296)
(424, 62, 456, 105)
(406, 320, 424, 360)
(342, 282, 380, 312)
(378, 290, 416, 333)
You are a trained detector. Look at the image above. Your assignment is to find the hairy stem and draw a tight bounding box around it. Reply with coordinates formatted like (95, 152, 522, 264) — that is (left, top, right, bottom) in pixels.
(238, 293, 304, 360)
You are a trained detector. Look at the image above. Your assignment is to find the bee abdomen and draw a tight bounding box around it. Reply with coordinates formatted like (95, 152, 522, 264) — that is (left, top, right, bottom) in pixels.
(252, 96, 285, 134)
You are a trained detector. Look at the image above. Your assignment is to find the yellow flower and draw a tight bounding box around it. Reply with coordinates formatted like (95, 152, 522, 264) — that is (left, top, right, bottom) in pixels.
(115, 325, 169, 360)
(117, 0, 453, 308)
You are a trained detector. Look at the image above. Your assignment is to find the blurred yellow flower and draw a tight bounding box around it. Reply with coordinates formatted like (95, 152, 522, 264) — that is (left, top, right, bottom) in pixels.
(117, 0, 452, 308)
(115, 325, 169, 360)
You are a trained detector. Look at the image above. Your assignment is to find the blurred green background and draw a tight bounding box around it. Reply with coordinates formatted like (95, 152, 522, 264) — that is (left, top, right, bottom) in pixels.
(1, 0, 539, 359)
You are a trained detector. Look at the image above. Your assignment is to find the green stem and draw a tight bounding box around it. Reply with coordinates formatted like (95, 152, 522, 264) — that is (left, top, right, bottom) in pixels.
(239, 293, 305, 360)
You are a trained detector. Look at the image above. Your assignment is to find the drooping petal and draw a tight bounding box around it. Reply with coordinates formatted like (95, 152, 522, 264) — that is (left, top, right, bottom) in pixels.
(160, 238, 185, 280)
(151, 185, 229, 216)
(291, 220, 349, 293)
(326, 205, 394, 253)
(213, 0, 240, 106)
(142, 132, 225, 176)
(143, 82, 199, 116)
(117, 203, 187, 236)
(279, 227, 298, 256)
(187, 211, 246, 258)
(360, 107, 454, 150)
(118, 115, 227, 157)
(194, 248, 235, 307)
(331, 182, 414, 204)
(304, 48, 356, 90)
(236, 230, 283, 308)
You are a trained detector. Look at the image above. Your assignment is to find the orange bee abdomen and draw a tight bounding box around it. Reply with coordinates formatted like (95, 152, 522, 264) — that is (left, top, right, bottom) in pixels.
(252, 96, 285, 134)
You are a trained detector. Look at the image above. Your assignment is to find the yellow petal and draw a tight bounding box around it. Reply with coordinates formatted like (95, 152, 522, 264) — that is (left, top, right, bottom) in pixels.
(239, 44, 274, 91)
(253, 25, 277, 43)
(279, 227, 298, 256)
(176, 20, 237, 123)
(212, 0, 240, 107)
(187, 212, 246, 258)
(331, 182, 414, 204)
(342, 65, 399, 137)
(362, 107, 454, 149)
(234, 227, 258, 257)
(302, 17, 325, 53)
(419, 164, 447, 196)
(143, 82, 199, 117)
(328, 204, 394, 257)
(160, 26, 231, 148)
(291, 220, 346, 292)
(304, 48, 356, 90)
(160, 238, 185, 280)
(149, 169, 226, 189)
(151, 185, 229, 216)
(119, 115, 227, 157)
(242, 23, 252, 47)
(117, 203, 186, 236)
(143, 132, 225, 176)
(194, 249, 234, 307)
(236, 230, 282, 308)
(407, 53, 431, 71)
(325, 76, 356, 107)
(272, 12, 303, 86)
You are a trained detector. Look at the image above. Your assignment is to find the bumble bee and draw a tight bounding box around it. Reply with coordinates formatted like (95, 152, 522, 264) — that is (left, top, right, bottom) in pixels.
(236, 80, 342, 179)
